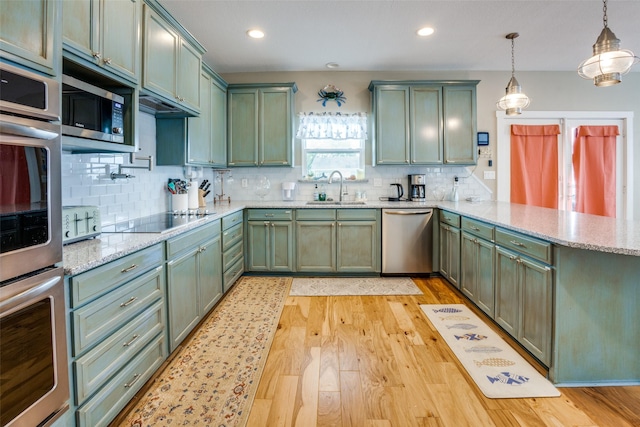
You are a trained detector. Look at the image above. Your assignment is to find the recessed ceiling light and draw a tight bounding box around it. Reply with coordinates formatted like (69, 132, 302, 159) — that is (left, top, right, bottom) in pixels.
(417, 27, 435, 37)
(326, 62, 340, 69)
(246, 29, 264, 39)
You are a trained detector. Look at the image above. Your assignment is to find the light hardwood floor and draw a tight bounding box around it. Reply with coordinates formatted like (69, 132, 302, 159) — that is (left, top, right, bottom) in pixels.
(246, 276, 640, 427)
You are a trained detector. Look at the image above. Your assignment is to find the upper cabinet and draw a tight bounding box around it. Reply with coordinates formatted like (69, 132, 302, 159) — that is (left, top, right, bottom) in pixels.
(369, 80, 479, 165)
(0, 0, 60, 76)
(62, 0, 141, 84)
(142, 1, 204, 116)
(227, 83, 297, 167)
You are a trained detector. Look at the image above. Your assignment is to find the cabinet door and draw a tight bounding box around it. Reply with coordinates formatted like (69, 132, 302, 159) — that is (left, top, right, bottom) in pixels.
(447, 226, 461, 287)
(411, 86, 443, 164)
(246, 221, 269, 271)
(143, 5, 178, 102)
(166, 249, 199, 351)
(495, 246, 519, 337)
(1, 0, 59, 75)
(519, 257, 553, 365)
(62, 0, 95, 60)
(296, 221, 336, 273)
(101, 0, 140, 82)
(188, 70, 212, 165)
(443, 86, 476, 164)
(337, 220, 379, 273)
(198, 234, 223, 315)
(177, 37, 202, 113)
(210, 78, 227, 166)
(270, 221, 294, 271)
(460, 231, 477, 300)
(228, 89, 258, 166)
(375, 86, 410, 164)
(475, 238, 495, 317)
(439, 223, 451, 279)
(260, 88, 292, 166)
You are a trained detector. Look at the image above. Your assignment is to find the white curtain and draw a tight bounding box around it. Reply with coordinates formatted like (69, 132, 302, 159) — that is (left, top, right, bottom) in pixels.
(296, 112, 367, 140)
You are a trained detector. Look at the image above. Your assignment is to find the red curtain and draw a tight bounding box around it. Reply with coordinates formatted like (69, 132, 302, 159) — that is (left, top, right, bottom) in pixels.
(572, 126, 618, 217)
(510, 124, 560, 209)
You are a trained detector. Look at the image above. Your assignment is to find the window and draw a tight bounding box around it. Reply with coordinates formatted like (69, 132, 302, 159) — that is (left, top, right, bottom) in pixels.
(296, 112, 367, 179)
(302, 138, 365, 179)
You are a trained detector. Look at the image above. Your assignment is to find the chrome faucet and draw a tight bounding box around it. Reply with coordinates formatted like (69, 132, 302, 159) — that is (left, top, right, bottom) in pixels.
(328, 170, 344, 202)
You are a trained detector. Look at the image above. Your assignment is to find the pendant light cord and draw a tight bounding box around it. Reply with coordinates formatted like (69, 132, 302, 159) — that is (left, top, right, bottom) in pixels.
(511, 37, 516, 78)
(602, 0, 608, 28)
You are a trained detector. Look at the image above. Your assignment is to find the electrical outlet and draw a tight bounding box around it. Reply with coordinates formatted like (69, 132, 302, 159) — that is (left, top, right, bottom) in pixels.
(241, 178, 248, 188)
(484, 171, 496, 180)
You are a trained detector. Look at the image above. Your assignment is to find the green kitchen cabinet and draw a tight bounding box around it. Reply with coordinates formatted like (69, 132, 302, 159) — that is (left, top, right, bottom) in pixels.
(246, 209, 294, 272)
(369, 80, 478, 165)
(221, 211, 244, 292)
(166, 221, 222, 352)
(227, 83, 297, 167)
(0, 0, 60, 76)
(460, 217, 496, 317)
(439, 211, 461, 288)
(296, 209, 337, 273)
(62, 0, 141, 84)
(495, 229, 553, 366)
(157, 64, 228, 167)
(142, 1, 204, 115)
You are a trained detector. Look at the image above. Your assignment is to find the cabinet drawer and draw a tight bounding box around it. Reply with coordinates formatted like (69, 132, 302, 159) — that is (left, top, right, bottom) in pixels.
(166, 220, 220, 258)
(70, 244, 163, 308)
(224, 257, 243, 292)
(222, 222, 243, 251)
(440, 210, 460, 228)
(74, 299, 164, 404)
(246, 209, 293, 220)
(296, 209, 336, 221)
(223, 241, 243, 271)
(222, 210, 243, 230)
(461, 217, 494, 241)
(75, 335, 166, 427)
(337, 208, 378, 221)
(72, 266, 164, 356)
(495, 228, 552, 264)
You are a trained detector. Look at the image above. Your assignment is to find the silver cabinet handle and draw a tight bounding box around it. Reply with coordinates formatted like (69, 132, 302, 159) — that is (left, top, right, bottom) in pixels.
(124, 373, 141, 388)
(470, 226, 480, 231)
(265, 213, 274, 217)
(510, 240, 526, 247)
(123, 334, 140, 347)
(103, 57, 112, 65)
(120, 296, 137, 307)
(121, 264, 138, 273)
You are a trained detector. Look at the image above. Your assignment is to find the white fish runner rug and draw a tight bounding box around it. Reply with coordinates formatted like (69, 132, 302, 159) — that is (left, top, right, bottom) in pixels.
(420, 304, 561, 399)
(290, 276, 422, 296)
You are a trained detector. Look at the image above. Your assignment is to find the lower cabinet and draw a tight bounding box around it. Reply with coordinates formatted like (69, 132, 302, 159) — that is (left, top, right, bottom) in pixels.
(439, 211, 461, 287)
(166, 221, 222, 352)
(460, 217, 495, 317)
(67, 244, 166, 427)
(296, 209, 380, 273)
(246, 209, 294, 272)
(221, 211, 244, 292)
(494, 228, 553, 366)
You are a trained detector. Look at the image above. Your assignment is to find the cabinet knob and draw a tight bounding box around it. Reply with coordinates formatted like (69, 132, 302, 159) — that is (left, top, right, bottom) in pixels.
(103, 57, 112, 65)
(92, 51, 101, 59)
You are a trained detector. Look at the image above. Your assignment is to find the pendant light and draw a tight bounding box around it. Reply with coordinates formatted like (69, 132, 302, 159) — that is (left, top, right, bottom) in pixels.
(578, 0, 639, 87)
(497, 32, 530, 116)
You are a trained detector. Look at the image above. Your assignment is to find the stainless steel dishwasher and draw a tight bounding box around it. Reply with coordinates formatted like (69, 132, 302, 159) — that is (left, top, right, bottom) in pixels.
(382, 208, 434, 274)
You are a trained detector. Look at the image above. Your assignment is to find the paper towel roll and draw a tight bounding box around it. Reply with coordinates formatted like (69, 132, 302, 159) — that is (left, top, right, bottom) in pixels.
(188, 180, 199, 209)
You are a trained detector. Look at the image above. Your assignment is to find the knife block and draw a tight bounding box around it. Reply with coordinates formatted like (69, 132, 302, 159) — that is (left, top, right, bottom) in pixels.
(198, 189, 206, 207)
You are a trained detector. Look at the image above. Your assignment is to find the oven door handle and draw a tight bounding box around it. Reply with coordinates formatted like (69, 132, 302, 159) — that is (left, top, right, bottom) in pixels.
(0, 116, 59, 140)
(0, 276, 61, 312)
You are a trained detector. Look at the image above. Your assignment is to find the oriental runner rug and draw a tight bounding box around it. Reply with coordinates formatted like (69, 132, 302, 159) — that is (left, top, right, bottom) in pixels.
(119, 276, 291, 427)
(290, 276, 421, 296)
(420, 304, 561, 399)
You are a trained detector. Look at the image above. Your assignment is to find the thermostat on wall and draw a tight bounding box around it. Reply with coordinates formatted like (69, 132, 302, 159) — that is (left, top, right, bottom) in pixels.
(477, 132, 489, 146)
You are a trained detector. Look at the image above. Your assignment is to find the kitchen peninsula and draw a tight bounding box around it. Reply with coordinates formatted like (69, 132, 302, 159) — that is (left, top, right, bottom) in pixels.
(63, 200, 639, 389)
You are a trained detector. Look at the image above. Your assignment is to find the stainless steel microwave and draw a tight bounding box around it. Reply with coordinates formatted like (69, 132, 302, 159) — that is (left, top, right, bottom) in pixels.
(61, 74, 125, 143)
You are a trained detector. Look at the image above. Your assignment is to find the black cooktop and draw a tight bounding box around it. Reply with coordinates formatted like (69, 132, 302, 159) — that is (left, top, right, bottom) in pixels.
(101, 212, 212, 233)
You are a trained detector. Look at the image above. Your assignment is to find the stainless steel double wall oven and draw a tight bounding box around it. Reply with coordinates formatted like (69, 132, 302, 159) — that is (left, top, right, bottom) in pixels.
(0, 62, 69, 427)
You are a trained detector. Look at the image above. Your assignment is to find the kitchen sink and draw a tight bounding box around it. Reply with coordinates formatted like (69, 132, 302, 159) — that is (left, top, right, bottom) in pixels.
(306, 201, 366, 205)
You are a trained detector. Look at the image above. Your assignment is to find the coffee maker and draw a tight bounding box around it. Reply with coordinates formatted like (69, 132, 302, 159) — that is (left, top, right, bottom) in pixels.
(408, 174, 426, 201)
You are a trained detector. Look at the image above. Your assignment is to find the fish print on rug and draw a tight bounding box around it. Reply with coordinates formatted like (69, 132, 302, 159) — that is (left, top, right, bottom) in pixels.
(446, 323, 477, 330)
(474, 358, 516, 368)
(487, 372, 530, 386)
(119, 276, 291, 427)
(464, 345, 503, 353)
(432, 307, 463, 313)
(455, 333, 488, 341)
(440, 315, 470, 321)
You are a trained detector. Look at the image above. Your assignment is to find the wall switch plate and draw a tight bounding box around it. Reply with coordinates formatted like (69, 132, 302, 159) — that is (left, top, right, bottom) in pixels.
(373, 178, 382, 187)
(241, 178, 248, 188)
(484, 171, 496, 180)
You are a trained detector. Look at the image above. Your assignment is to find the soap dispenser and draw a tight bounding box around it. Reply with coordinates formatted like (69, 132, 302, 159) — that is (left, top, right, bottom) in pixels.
(451, 177, 459, 202)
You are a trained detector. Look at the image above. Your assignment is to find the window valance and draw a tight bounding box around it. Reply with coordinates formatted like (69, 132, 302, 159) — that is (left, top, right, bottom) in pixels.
(296, 112, 367, 140)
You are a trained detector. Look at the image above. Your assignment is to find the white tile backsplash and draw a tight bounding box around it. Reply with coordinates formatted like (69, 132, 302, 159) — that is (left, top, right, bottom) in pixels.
(61, 111, 492, 226)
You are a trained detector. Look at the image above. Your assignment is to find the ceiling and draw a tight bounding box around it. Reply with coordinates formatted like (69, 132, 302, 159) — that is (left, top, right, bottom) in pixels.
(158, 0, 640, 75)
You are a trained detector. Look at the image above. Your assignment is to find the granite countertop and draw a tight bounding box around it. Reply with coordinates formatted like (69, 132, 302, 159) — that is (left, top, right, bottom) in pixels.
(62, 199, 640, 276)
